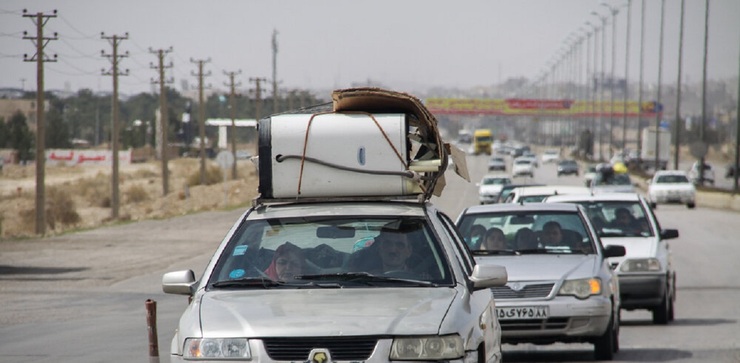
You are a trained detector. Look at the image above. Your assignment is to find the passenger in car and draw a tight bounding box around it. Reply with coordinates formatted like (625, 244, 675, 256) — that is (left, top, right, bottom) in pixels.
(479, 227, 507, 251)
(466, 224, 486, 249)
(514, 228, 538, 250)
(540, 221, 564, 247)
(264, 242, 305, 281)
(346, 228, 415, 275)
(610, 207, 641, 234)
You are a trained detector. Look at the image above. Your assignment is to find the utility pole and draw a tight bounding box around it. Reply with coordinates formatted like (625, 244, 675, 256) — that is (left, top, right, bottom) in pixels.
(101, 32, 129, 219)
(699, 0, 711, 184)
(150, 47, 173, 196)
(250, 77, 268, 120)
(23, 9, 57, 236)
(637, 0, 646, 166)
(622, 0, 632, 153)
(191, 58, 211, 186)
(224, 70, 242, 180)
(271, 29, 279, 114)
(674, 0, 686, 170)
(654, 0, 666, 171)
(603, 3, 619, 158)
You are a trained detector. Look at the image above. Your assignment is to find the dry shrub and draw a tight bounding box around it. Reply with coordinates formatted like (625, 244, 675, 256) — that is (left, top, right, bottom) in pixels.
(133, 168, 158, 179)
(19, 208, 36, 234)
(187, 166, 223, 187)
(73, 174, 112, 208)
(125, 185, 149, 204)
(46, 187, 81, 230)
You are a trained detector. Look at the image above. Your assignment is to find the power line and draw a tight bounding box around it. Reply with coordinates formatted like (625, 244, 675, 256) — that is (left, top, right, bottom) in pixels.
(56, 14, 97, 40)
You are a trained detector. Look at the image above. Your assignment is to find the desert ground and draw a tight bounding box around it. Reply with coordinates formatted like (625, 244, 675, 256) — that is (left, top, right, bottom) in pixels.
(0, 157, 260, 239)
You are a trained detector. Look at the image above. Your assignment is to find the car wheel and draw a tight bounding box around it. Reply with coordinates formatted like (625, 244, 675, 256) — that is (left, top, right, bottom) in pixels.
(613, 309, 621, 353)
(594, 312, 616, 360)
(687, 202, 695, 209)
(669, 275, 676, 321)
(652, 291, 671, 325)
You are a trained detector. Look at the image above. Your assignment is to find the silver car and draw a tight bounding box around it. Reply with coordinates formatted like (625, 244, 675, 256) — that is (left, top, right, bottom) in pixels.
(545, 193, 679, 324)
(456, 203, 625, 360)
(163, 200, 508, 362)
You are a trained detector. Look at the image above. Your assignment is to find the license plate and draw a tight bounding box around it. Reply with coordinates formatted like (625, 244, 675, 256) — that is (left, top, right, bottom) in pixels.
(496, 306, 549, 320)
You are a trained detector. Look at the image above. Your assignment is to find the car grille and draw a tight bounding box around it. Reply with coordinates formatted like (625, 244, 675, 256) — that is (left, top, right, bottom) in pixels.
(491, 283, 555, 299)
(262, 336, 378, 361)
(500, 317, 569, 331)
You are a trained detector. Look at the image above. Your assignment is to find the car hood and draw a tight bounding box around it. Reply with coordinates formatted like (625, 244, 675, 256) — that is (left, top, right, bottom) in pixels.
(601, 236, 656, 262)
(197, 287, 458, 337)
(479, 184, 504, 194)
(475, 255, 597, 281)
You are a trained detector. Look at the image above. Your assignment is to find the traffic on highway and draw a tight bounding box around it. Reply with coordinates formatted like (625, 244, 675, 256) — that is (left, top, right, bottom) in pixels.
(1, 89, 740, 363)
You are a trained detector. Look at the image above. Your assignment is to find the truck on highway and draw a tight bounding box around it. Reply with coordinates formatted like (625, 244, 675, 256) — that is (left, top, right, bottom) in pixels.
(641, 127, 670, 170)
(473, 129, 493, 155)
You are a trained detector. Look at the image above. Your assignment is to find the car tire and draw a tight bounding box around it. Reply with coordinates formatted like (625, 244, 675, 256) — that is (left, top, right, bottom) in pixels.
(652, 291, 671, 325)
(594, 312, 616, 360)
(687, 202, 695, 209)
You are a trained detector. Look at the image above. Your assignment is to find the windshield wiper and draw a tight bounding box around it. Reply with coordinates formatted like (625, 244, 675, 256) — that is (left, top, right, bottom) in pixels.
(211, 277, 284, 288)
(473, 249, 520, 256)
(295, 272, 436, 287)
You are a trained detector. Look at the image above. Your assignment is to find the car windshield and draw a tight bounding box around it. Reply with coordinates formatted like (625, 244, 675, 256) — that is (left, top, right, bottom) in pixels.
(458, 211, 596, 255)
(656, 174, 690, 184)
(208, 216, 454, 289)
(515, 160, 531, 165)
(483, 177, 510, 185)
(567, 201, 654, 237)
(560, 160, 577, 166)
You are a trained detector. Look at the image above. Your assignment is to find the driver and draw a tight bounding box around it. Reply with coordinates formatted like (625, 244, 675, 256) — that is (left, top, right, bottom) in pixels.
(375, 229, 413, 273)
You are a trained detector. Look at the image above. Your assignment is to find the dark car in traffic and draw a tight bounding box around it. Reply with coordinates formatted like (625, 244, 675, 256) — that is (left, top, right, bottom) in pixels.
(557, 159, 580, 176)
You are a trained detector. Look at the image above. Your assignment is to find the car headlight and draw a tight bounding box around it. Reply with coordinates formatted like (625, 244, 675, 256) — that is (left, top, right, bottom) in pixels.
(390, 335, 464, 360)
(558, 278, 602, 299)
(183, 338, 250, 359)
(620, 258, 662, 272)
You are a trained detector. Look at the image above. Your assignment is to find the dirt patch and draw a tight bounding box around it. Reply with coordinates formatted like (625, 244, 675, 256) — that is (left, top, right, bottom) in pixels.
(0, 158, 259, 239)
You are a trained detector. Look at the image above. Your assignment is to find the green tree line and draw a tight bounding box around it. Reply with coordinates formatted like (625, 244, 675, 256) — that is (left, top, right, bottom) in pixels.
(0, 88, 322, 162)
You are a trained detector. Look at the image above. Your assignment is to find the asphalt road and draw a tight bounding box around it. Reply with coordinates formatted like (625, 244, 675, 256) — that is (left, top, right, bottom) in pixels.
(0, 154, 739, 362)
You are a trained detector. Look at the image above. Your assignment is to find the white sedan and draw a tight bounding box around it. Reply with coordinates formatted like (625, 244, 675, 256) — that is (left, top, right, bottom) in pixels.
(512, 158, 535, 177)
(647, 170, 696, 209)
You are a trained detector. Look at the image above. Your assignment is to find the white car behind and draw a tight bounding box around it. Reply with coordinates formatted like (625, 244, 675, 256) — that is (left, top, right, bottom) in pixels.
(647, 170, 696, 209)
(478, 174, 512, 204)
(512, 157, 535, 177)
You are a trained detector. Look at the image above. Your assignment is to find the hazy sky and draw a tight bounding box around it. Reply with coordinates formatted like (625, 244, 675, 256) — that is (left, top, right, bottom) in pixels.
(1, 0, 738, 97)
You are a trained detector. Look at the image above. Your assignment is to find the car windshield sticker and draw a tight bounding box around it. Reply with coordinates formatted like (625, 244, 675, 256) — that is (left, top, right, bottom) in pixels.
(233, 245, 248, 256)
(229, 269, 246, 279)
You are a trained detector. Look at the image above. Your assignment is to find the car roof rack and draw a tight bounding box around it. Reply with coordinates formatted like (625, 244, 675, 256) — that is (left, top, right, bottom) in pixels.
(252, 194, 423, 208)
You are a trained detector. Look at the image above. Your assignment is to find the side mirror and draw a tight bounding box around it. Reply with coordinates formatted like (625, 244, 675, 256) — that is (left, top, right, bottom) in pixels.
(660, 228, 679, 240)
(603, 244, 626, 258)
(162, 270, 197, 295)
(470, 263, 508, 289)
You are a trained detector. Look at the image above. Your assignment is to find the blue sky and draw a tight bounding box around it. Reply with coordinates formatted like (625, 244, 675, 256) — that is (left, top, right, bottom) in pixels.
(1, 0, 738, 96)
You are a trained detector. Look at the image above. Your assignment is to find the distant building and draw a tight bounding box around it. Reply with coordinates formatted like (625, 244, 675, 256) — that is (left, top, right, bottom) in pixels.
(0, 98, 49, 131)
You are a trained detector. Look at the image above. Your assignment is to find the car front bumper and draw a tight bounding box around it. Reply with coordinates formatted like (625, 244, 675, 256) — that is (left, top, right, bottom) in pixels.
(479, 194, 499, 204)
(170, 339, 495, 363)
(618, 273, 667, 309)
(496, 295, 612, 344)
(649, 192, 695, 204)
